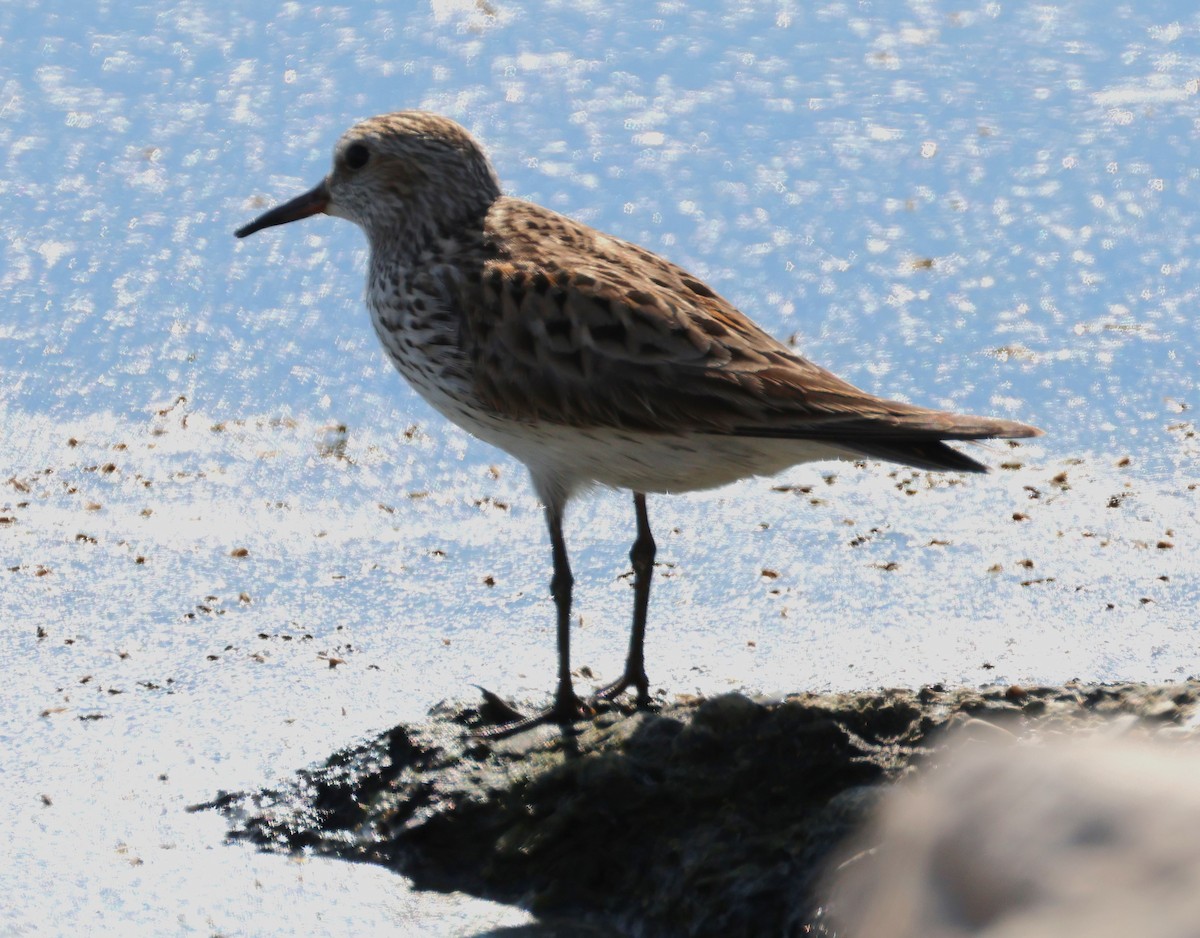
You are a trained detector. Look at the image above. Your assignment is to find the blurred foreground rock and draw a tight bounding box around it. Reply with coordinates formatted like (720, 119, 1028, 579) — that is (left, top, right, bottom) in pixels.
(829, 728, 1200, 938)
(202, 681, 1200, 938)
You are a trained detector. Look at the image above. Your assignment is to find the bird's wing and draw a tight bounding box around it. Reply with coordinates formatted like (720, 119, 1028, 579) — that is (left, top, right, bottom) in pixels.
(457, 198, 1038, 445)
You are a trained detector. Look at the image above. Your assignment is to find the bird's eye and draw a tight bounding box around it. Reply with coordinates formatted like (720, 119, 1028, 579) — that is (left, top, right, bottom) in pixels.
(344, 142, 370, 170)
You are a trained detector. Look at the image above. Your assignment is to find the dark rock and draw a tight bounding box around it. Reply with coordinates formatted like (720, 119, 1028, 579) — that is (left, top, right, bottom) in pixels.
(197, 680, 1200, 937)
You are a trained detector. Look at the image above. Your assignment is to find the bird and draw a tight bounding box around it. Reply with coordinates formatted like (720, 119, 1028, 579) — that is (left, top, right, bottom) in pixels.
(235, 110, 1042, 733)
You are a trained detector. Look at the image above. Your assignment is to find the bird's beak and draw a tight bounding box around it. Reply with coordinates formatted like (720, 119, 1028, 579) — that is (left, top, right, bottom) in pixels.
(235, 180, 330, 238)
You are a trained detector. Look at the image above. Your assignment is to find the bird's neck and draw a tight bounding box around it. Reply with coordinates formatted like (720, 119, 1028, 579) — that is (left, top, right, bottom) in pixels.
(364, 198, 491, 268)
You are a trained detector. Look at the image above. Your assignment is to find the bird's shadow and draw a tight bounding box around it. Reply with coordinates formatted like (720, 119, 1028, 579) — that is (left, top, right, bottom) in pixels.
(192, 686, 1023, 936)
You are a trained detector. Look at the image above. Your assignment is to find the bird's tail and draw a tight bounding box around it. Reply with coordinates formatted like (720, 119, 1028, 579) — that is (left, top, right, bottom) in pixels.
(735, 413, 1042, 473)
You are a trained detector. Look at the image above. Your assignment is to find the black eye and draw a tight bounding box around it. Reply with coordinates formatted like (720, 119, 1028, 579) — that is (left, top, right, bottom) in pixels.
(345, 142, 370, 170)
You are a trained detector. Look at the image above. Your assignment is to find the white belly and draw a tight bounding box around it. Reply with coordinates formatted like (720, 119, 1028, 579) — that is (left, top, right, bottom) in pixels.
(418, 388, 851, 498)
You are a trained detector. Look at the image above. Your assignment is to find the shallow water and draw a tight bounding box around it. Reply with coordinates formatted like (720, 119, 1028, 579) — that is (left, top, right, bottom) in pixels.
(2, 1, 1197, 934)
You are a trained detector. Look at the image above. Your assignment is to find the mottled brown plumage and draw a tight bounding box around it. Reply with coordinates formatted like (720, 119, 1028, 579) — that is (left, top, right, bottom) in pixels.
(461, 197, 1033, 464)
(236, 110, 1042, 733)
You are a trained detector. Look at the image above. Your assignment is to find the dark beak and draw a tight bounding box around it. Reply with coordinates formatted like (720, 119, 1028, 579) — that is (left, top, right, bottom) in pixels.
(235, 180, 330, 238)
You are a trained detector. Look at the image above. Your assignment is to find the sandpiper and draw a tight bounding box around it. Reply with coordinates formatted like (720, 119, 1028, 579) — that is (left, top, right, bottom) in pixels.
(236, 111, 1041, 732)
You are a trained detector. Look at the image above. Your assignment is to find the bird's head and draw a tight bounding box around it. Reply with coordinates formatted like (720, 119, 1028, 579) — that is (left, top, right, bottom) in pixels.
(235, 111, 501, 247)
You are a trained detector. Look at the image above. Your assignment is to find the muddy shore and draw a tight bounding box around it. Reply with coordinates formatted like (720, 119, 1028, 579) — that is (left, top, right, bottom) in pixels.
(201, 680, 1200, 937)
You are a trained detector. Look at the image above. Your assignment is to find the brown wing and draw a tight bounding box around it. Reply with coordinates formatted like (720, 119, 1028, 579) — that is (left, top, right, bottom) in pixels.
(457, 198, 1039, 455)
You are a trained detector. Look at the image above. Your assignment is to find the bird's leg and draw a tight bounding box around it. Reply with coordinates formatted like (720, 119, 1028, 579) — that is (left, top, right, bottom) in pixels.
(545, 500, 584, 722)
(472, 499, 586, 737)
(594, 491, 654, 707)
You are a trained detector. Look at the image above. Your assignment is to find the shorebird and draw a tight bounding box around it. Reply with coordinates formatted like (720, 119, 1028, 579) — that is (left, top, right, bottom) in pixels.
(236, 111, 1041, 732)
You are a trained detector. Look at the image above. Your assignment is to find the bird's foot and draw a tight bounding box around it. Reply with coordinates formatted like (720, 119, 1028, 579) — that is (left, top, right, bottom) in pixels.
(469, 685, 591, 739)
(590, 670, 654, 711)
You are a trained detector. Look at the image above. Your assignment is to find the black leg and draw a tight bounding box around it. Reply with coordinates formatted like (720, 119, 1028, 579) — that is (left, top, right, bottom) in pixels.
(625, 491, 655, 704)
(471, 498, 585, 738)
(595, 491, 655, 707)
(545, 500, 582, 721)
